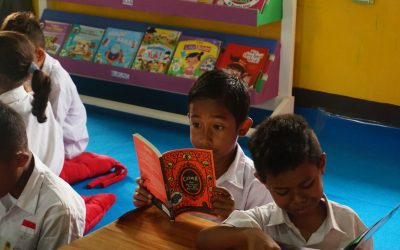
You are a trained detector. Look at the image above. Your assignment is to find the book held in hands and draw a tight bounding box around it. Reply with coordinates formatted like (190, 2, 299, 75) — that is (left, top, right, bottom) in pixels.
(133, 133, 217, 220)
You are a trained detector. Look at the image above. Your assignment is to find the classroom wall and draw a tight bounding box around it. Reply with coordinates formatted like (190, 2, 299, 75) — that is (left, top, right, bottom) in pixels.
(46, 0, 400, 106)
(295, 0, 400, 106)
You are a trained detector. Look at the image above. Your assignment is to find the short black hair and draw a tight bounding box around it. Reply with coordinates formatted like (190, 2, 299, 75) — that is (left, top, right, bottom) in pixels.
(249, 114, 323, 182)
(0, 101, 28, 162)
(1, 11, 45, 48)
(188, 69, 250, 126)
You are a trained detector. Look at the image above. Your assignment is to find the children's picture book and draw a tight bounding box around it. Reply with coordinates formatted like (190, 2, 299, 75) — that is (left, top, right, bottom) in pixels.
(133, 134, 216, 220)
(94, 27, 143, 68)
(279, 203, 400, 250)
(216, 43, 269, 89)
(214, 0, 267, 12)
(41, 20, 71, 55)
(59, 24, 105, 62)
(167, 35, 221, 79)
(132, 27, 181, 74)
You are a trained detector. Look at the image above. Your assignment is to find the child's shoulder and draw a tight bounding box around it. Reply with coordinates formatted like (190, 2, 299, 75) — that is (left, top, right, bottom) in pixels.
(328, 199, 366, 232)
(329, 199, 360, 218)
(35, 158, 84, 212)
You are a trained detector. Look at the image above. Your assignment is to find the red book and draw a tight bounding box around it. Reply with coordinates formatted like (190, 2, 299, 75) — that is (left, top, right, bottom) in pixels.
(133, 133, 216, 220)
(216, 43, 269, 88)
(213, 0, 267, 12)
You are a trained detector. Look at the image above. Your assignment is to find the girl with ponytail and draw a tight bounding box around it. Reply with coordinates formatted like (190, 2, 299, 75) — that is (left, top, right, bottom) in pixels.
(0, 31, 64, 175)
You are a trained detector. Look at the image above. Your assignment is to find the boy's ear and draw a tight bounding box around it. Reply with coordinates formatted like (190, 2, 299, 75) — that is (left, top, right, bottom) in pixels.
(35, 47, 46, 68)
(15, 151, 30, 169)
(238, 117, 253, 136)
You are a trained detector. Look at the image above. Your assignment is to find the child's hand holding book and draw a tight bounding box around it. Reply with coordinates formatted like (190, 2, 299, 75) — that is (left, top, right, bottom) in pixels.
(133, 177, 152, 207)
(211, 187, 235, 220)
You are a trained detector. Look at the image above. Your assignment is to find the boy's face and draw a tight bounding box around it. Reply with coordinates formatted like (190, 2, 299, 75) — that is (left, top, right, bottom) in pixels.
(189, 99, 241, 168)
(263, 158, 325, 218)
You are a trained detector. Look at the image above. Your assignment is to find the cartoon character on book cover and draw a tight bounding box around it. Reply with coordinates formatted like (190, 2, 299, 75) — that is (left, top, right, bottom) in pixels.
(60, 24, 105, 62)
(132, 27, 181, 74)
(41, 20, 71, 55)
(216, 43, 269, 88)
(95, 27, 143, 68)
(168, 36, 221, 79)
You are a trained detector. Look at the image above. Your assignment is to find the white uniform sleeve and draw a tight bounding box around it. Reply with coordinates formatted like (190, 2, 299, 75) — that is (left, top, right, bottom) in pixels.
(48, 71, 74, 127)
(223, 209, 263, 229)
(243, 178, 273, 210)
(36, 206, 85, 250)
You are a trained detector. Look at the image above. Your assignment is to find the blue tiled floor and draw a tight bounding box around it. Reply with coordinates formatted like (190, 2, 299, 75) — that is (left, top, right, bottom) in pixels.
(74, 105, 400, 249)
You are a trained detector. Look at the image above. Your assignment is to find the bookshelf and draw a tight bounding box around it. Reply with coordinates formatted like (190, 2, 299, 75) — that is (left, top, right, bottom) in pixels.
(43, 0, 296, 116)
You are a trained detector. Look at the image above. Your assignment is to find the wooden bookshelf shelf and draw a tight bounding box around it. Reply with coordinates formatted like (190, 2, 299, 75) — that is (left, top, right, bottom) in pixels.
(53, 0, 282, 26)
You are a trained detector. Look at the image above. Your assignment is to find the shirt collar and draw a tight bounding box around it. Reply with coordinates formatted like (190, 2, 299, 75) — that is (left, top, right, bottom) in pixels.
(266, 195, 347, 235)
(217, 144, 246, 189)
(0, 86, 28, 105)
(15, 154, 45, 215)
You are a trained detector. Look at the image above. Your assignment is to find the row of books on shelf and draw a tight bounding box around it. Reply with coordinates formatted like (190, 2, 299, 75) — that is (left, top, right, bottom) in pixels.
(42, 19, 272, 91)
(184, 0, 267, 12)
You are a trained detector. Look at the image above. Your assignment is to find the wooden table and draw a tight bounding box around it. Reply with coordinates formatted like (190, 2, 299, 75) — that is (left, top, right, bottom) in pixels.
(59, 205, 218, 249)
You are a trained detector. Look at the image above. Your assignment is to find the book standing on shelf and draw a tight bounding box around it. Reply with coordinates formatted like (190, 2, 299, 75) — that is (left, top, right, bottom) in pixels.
(95, 27, 143, 68)
(41, 20, 71, 55)
(167, 35, 221, 79)
(132, 27, 181, 74)
(133, 134, 216, 220)
(213, 0, 267, 12)
(60, 24, 105, 62)
(216, 43, 269, 90)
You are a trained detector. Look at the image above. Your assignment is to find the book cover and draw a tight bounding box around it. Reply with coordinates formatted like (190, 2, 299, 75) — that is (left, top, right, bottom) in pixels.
(167, 35, 221, 79)
(133, 133, 216, 220)
(216, 43, 269, 89)
(132, 27, 181, 74)
(214, 0, 267, 12)
(59, 24, 105, 62)
(94, 27, 143, 68)
(41, 20, 71, 56)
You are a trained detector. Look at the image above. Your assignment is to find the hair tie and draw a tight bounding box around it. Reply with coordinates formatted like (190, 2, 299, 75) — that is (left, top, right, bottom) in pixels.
(29, 63, 39, 74)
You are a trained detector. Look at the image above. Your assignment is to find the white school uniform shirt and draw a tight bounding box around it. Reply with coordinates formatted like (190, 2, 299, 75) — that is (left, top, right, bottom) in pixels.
(0, 154, 85, 250)
(42, 53, 89, 159)
(217, 144, 273, 210)
(0, 86, 64, 175)
(223, 195, 373, 250)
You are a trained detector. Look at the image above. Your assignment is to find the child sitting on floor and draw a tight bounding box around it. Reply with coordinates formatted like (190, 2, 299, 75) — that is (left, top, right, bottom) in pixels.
(196, 114, 373, 249)
(0, 101, 85, 250)
(1, 11, 89, 160)
(134, 69, 273, 220)
(0, 30, 64, 175)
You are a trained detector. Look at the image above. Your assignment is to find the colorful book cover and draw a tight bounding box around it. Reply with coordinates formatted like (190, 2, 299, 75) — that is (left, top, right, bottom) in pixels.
(59, 24, 105, 62)
(216, 43, 269, 88)
(214, 0, 267, 12)
(41, 20, 71, 56)
(94, 27, 143, 68)
(132, 27, 181, 74)
(167, 36, 221, 79)
(133, 133, 216, 220)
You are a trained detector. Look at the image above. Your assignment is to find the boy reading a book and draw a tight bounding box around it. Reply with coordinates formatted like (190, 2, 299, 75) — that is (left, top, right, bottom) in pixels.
(1, 11, 89, 160)
(134, 69, 272, 220)
(196, 114, 373, 249)
(0, 101, 85, 249)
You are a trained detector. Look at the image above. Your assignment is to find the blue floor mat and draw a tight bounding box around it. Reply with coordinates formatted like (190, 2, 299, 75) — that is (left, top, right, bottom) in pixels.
(76, 105, 400, 249)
